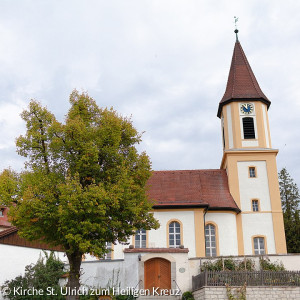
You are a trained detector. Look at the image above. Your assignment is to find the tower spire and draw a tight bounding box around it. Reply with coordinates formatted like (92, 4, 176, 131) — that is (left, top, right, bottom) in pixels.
(217, 35, 271, 118)
(234, 16, 239, 42)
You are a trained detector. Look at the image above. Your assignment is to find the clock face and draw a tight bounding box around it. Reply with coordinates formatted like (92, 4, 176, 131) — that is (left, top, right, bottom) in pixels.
(240, 103, 254, 114)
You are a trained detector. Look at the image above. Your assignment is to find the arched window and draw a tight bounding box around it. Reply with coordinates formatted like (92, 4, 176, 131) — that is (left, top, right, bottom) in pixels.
(169, 221, 181, 248)
(253, 237, 266, 254)
(135, 229, 147, 248)
(205, 224, 217, 257)
(242, 117, 255, 139)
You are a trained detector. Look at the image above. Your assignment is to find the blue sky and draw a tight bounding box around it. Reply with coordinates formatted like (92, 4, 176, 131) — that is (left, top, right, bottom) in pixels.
(0, 0, 300, 185)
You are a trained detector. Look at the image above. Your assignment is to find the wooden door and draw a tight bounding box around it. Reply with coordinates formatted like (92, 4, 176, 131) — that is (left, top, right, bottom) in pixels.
(144, 258, 171, 293)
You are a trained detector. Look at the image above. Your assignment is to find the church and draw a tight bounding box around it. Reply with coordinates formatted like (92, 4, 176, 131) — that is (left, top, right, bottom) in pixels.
(0, 32, 288, 293)
(102, 32, 287, 258)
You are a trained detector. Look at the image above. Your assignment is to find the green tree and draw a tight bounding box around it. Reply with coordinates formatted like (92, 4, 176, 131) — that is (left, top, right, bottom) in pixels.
(278, 167, 300, 253)
(0, 90, 159, 300)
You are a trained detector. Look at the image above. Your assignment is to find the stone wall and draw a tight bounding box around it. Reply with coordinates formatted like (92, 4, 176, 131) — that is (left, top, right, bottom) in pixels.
(193, 286, 300, 300)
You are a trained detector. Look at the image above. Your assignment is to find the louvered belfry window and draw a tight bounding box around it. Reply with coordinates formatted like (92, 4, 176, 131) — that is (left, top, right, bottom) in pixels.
(242, 117, 255, 139)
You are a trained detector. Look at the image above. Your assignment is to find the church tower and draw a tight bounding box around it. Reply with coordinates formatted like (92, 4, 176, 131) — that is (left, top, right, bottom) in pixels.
(218, 33, 287, 255)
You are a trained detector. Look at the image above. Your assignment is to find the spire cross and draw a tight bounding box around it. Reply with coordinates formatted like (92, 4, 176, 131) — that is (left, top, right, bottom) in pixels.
(234, 16, 239, 42)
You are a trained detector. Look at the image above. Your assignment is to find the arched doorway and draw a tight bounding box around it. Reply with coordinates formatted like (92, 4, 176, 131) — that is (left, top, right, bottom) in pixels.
(144, 258, 171, 292)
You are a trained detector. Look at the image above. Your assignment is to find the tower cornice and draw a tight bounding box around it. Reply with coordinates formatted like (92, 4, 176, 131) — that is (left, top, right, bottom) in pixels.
(220, 148, 279, 169)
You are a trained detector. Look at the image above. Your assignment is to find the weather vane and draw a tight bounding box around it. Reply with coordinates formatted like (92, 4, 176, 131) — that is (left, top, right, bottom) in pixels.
(234, 16, 239, 42)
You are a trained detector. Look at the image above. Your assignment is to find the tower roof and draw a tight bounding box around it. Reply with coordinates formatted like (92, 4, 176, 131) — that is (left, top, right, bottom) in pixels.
(217, 41, 271, 118)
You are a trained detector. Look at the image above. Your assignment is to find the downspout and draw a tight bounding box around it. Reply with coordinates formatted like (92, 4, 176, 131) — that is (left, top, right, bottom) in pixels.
(201, 205, 209, 271)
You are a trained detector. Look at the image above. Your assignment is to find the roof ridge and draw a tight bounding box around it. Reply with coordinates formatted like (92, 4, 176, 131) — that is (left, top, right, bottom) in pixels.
(231, 42, 237, 99)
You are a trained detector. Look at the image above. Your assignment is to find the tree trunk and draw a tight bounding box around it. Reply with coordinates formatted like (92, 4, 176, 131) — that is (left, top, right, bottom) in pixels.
(66, 251, 82, 300)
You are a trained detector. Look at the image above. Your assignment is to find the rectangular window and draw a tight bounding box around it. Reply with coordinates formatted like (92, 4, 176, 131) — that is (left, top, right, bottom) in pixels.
(254, 237, 265, 254)
(249, 167, 256, 178)
(0, 209, 3, 217)
(135, 229, 147, 248)
(252, 200, 259, 212)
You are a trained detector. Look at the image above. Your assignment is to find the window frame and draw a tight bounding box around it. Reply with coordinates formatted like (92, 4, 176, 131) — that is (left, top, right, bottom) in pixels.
(242, 116, 256, 139)
(249, 166, 257, 178)
(167, 219, 183, 248)
(134, 229, 147, 248)
(252, 236, 267, 255)
(205, 222, 219, 257)
(251, 199, 260, 212)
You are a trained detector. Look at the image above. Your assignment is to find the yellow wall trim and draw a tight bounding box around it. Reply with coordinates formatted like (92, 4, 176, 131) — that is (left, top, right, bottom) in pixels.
(194, 209, 205, 257)
(206, 210, 237, 215)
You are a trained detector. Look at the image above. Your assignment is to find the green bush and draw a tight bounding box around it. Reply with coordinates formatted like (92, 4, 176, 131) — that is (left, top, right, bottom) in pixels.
(115, 295, 135, 300)
(182, 291, 194, 300)
(201, 257, 285, 272)
(201, 258, 255, 272)
(259, 258, 285, 271)
(236, 259, 255, 271)
(2, 251, 65, 300)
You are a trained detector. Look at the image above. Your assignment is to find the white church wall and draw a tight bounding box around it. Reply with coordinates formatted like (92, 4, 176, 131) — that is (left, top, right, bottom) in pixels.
(242, 212, 276, 255)
(237, 160, 276, 255)
(149, 210, 196, 257)
(205, 213, 238, 256)
(113, 243, 125, 260)
(237, 161, 272, 212)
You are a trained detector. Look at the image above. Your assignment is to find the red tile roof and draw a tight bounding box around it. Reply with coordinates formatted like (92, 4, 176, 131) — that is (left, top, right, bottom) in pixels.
(1, 170, 239, 232)
(0, 226, 64, 251)
(147, 169, 239, 212)
(0, 226, 17, 238)
(217, 41, 270, 117)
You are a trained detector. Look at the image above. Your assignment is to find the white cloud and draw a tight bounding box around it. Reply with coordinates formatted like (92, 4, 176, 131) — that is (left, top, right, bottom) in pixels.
(0, 0, 299, 183)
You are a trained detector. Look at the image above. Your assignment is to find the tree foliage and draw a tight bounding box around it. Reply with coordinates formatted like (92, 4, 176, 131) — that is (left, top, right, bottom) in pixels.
(278, 167, 300, 253)
(0, 90, 159, 299)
